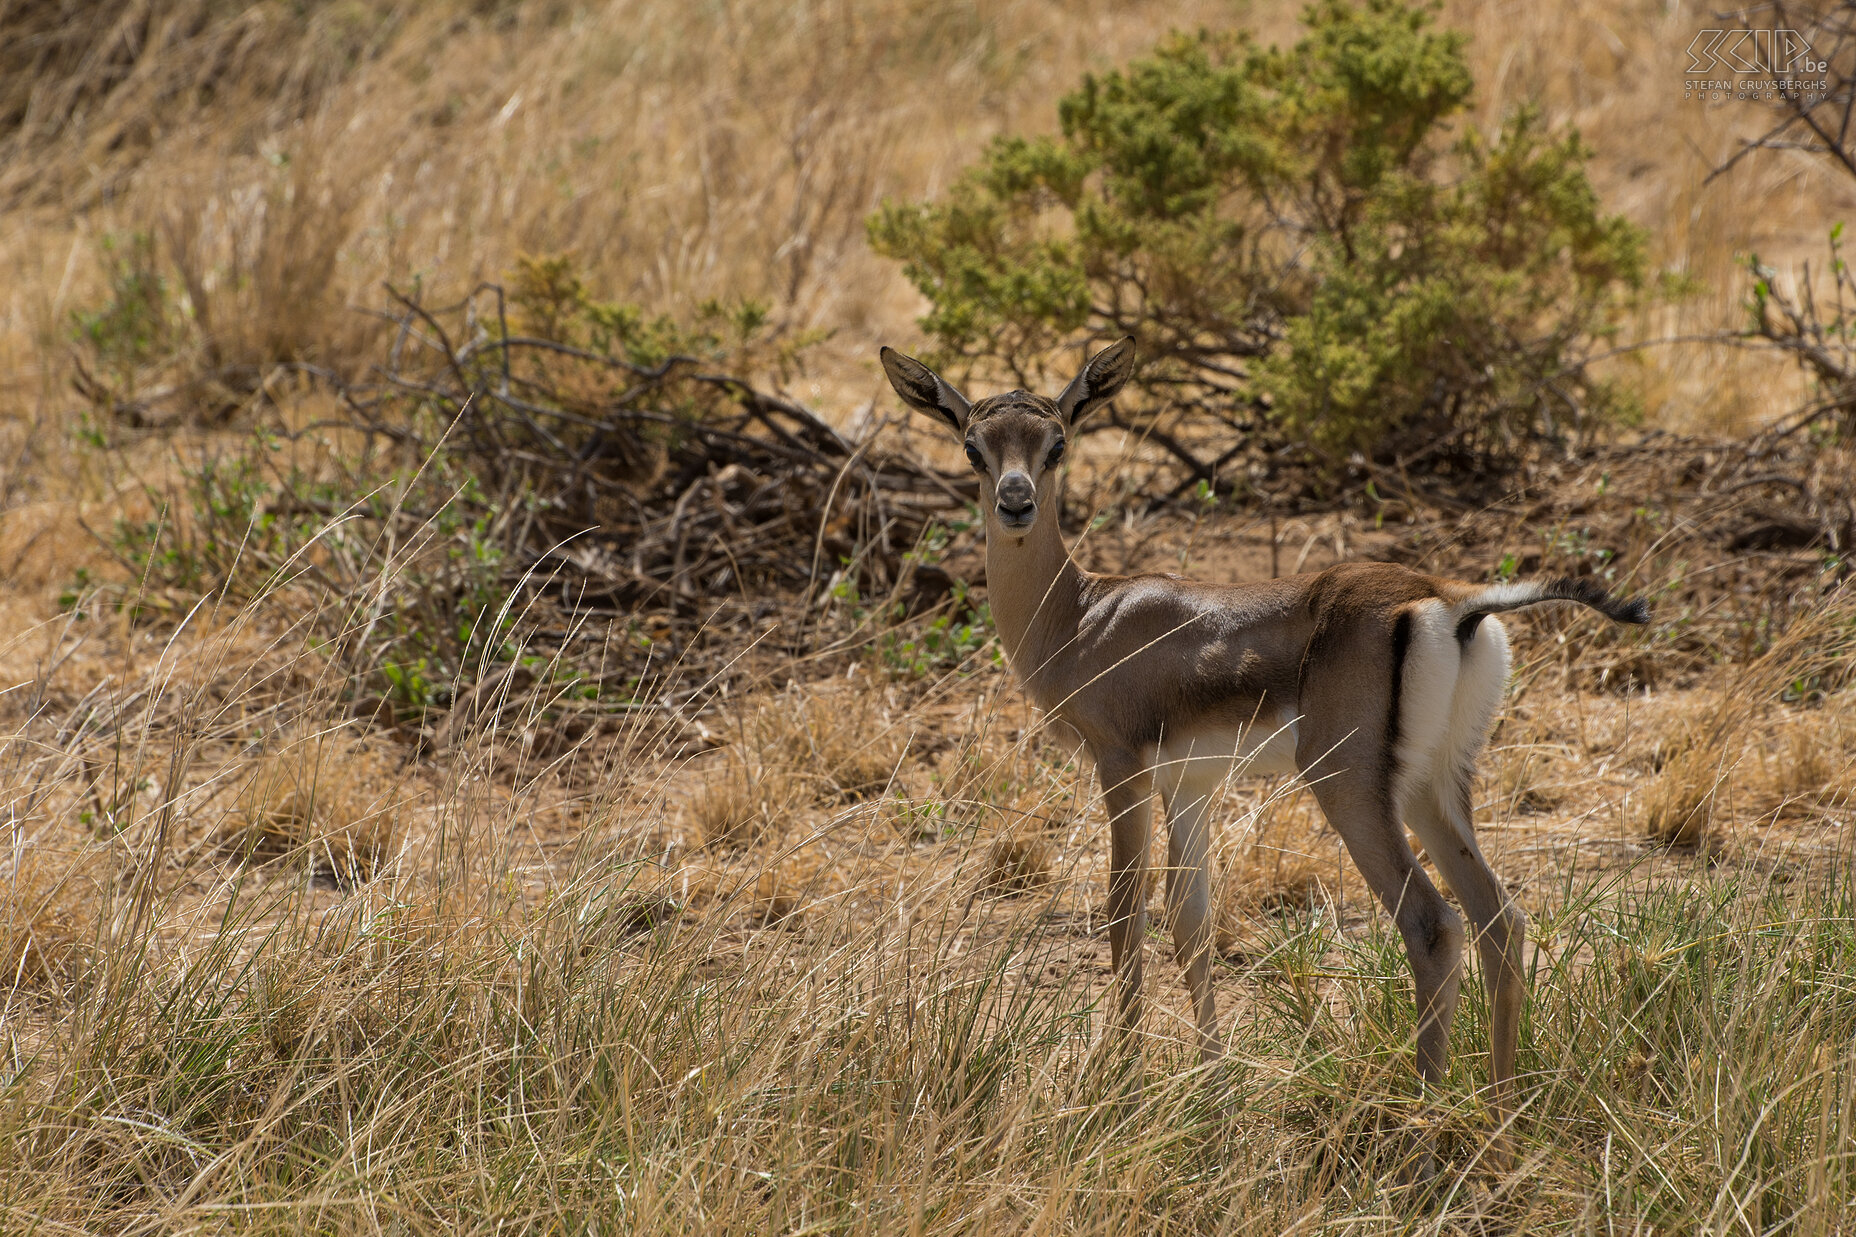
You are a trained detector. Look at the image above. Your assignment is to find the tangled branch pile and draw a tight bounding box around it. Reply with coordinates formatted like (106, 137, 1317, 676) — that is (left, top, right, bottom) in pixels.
(80, 258, 974, 745)
(341, 267, 967, 613)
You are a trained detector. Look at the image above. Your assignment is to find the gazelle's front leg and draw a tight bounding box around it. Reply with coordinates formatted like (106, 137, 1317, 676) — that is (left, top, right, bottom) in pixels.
(1159, 775, 1222, 1062)
(1096, 750, 1154, 1044)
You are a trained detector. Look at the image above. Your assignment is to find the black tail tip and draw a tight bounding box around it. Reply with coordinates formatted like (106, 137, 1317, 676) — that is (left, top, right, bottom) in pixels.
(1615, 596, 1652, 625)
(1546, 575, 1651, 626)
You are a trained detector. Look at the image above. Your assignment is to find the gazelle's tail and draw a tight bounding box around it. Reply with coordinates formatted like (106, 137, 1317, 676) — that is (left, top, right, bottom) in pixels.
(1449, 576, 1649, 641)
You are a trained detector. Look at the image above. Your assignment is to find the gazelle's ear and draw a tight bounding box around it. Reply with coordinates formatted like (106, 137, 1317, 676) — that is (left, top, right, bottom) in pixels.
(1055, 336, 1136, 427)
(880, 347, 972, 435)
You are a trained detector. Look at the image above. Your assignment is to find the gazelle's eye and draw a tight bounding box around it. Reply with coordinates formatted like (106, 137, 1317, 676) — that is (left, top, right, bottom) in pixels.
(964, 442, 986, 472)
(1045, 439, 1066, 468)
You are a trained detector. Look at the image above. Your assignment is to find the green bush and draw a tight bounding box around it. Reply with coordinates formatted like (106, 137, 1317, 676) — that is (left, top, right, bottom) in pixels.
(868, 0, 1647, 481)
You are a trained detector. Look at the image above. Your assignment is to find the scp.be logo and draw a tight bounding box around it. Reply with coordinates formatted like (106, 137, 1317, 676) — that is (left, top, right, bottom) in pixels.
(1687, 29, 1826, 75)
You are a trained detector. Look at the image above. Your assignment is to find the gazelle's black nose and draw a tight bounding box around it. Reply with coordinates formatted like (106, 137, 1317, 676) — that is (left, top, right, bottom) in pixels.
(996, 472, 1036, 526)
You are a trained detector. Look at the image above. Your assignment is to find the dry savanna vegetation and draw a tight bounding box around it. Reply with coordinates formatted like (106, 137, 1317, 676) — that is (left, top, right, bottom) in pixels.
(3, 0, 1856, 1232)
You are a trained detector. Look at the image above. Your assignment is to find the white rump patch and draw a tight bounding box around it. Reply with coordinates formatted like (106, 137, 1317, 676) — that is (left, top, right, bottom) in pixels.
(1393, 606, 1512, 812)
(1440, 616, 1509, 780)
(1392, 601, 1459, 808)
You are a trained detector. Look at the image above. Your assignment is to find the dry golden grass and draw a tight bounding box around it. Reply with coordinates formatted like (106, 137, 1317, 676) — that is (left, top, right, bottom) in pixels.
(0, 541, 1848, 1228)
(750, 864, 807, 927)
(926, 711, 1089, 841)
(682, 682, 914, 847)
(979, 832, 1055, 897)
(1632, 602, 1856, 846)
(743, 682, 913, 801)
(1761, 707, 1856, 816)
(1215, 786, 1343, 947)
(1488, 704, 1578, 816)
(0, 834, 109, 990)
(684, 759, 804, 851)
(218, 728, 407, 884)
(4, 1, 1856, 1230)
(1639, 735, 1733, 847)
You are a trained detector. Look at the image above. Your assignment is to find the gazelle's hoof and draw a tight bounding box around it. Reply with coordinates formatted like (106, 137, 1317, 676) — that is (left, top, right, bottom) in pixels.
(1481, 1129, 1516, 1179)
(1396, 1118, 1442, 1194)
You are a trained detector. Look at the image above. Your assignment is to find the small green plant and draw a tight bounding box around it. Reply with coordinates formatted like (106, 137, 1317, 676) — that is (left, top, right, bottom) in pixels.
(1746, 222, 1856, 438)
(879, 583, 999, 679)
(91, 430, 537, 718)
(378, 658, 438, 714)
(70, 231, 189, 404)
(57, 567, 95, 617)
(509, 252, 776, 371)
(109, 447, 277, 599)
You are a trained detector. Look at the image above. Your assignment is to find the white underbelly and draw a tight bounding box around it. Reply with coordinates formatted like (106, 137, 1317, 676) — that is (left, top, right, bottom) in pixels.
(1154, 714, 1301, 793)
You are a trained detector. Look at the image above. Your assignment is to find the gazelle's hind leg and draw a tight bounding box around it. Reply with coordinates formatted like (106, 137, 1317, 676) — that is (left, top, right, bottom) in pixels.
(1307, 765, 1463, 1186)
(1305, 766, 1465, 1088)
(1407, 774, 1526, 1166)
(1409, 609, 1524, 1165)
(1156, 759, 1223, 1062)
(1296, 608, 1465, 1093)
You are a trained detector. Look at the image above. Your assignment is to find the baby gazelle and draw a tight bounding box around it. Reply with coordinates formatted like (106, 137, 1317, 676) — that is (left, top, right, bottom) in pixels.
(881, 337, 1648, 1162)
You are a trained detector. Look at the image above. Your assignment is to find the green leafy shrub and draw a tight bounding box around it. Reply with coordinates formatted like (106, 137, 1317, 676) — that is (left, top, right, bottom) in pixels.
(868, 0, 1647, 482)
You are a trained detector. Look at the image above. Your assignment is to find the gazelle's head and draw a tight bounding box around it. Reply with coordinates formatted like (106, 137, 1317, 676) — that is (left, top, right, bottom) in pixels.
(878, 338, 1136, 539)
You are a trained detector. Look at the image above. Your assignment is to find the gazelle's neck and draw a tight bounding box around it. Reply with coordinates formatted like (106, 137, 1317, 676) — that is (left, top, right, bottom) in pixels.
(984, 514, 1086, 694)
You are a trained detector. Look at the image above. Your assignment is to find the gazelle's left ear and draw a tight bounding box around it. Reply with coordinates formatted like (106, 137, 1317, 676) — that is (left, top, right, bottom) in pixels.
(1055, 336, 1136, 427)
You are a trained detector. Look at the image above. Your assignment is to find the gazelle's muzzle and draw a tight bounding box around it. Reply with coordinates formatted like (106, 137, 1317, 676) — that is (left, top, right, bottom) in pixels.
(995, 471, 1036, 529)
